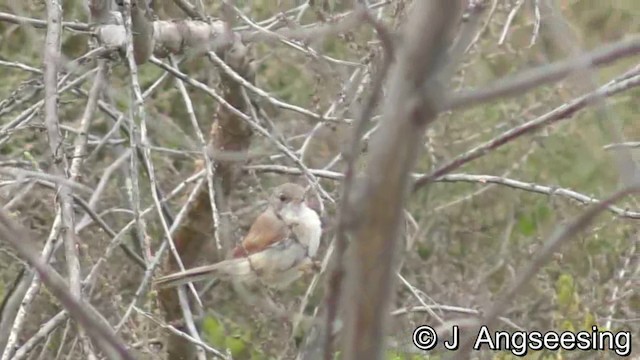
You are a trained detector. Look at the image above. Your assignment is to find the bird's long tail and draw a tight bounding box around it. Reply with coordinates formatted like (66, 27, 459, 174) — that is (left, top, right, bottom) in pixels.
(153, 258, 254, 289)
(154, 239, 311, 289)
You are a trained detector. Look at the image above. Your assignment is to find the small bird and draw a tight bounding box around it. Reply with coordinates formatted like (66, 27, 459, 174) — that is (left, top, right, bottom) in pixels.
(232, 183, 321, 258)
(154, 183, 322, 289)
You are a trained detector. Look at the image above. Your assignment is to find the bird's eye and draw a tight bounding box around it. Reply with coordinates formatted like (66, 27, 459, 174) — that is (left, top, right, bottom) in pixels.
(279, 194, 288, 202)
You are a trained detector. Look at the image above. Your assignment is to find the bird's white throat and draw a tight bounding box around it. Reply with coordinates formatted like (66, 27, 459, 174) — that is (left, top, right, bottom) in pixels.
(279, 203, 322, 257)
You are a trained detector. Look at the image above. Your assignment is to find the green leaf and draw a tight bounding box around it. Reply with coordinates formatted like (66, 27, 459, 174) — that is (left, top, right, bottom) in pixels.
(516, 214, 537, 236)
(202, 316, 225, 347)
(555, 273, 576, 309)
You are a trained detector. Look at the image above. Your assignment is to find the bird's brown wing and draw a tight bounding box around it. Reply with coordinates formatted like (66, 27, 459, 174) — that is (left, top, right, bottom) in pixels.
(232, 208, 288, 258)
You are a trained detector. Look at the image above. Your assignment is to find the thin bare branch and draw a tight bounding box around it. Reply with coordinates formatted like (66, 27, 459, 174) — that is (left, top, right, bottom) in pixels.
(415, 68, 640, 189)
(451, 182, 640, 358)
(446, 35, 640, 111)
(0, 209, 136, 360)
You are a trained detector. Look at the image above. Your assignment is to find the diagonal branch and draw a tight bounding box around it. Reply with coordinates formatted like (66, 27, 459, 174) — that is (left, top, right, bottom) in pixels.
(0, 209, 135, 360)
(414, 68, 640, 189)
(445, 35, 640, 111)
(451, 182, 640, 358)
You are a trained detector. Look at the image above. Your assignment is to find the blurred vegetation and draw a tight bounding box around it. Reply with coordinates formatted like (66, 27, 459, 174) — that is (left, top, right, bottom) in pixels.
(0, 0, 639, 359)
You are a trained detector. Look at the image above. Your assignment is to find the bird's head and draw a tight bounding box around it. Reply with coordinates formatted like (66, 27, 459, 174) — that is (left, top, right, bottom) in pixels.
(269, 183, 309, 225)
